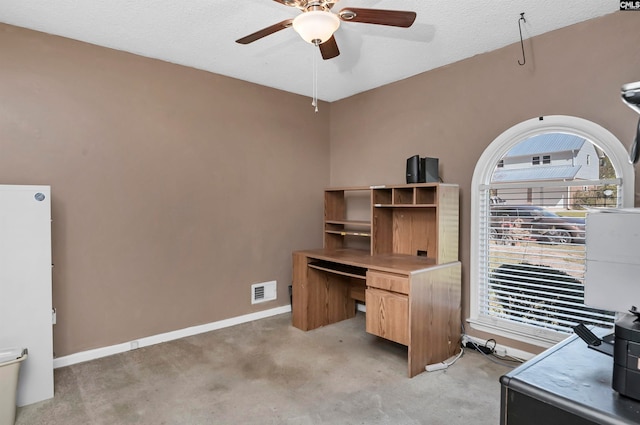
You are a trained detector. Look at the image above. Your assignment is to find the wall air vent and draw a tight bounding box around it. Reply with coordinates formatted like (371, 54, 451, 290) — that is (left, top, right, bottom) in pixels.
(251, 281, 277, 304)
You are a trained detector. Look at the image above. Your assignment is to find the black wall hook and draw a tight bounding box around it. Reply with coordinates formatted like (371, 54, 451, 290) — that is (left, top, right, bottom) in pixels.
(518, 12, 526, 66)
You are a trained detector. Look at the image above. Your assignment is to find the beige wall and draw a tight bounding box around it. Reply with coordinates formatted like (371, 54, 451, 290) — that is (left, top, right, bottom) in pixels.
(0, 24, 330, 357)
(330, 11, 640, 354)
(2, 11, 639, 359)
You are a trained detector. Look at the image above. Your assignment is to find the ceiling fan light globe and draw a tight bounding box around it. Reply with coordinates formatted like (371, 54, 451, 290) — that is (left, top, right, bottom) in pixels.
(292, 10, 340, 44)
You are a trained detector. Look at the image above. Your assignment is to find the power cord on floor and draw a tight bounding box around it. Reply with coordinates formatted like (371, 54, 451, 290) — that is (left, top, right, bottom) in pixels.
(465, 338, 495, 355)
(425, 346, 465, 372)
(460, 323, 525, 368)
(464, 337, 524, 368)
(426, 323, 527, 372)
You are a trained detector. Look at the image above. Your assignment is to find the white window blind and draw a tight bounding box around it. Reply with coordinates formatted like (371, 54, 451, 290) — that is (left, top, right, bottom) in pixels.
(470, 116, 635, 347)
(478, 180, 618, 334)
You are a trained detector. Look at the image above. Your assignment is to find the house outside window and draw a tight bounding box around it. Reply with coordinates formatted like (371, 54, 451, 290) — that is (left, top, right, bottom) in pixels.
(532, 156, 540, 165)
(543, 155, 551, 164)
(470, 116, 635, 348)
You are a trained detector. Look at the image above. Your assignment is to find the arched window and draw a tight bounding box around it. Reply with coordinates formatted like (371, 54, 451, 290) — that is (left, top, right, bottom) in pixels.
(470, 116, 635, 347)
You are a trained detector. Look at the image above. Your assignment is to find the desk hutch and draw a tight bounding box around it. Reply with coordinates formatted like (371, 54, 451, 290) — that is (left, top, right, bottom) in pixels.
(292, 183, 461, 377)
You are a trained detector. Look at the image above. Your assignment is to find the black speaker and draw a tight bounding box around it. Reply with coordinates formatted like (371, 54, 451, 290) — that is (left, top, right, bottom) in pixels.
(406, 156, 439, 183)
(406, 155, 421, 183)
(422, 157, 439, 182)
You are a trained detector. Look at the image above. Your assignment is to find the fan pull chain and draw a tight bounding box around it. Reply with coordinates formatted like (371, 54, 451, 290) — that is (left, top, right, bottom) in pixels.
(312, 41, 319, 112)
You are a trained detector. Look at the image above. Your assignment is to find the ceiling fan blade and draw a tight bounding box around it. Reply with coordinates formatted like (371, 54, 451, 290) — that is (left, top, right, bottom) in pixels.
(338, 8, 417, 28)
(235, 19, 293, 44)
(319, 36, 340, 60)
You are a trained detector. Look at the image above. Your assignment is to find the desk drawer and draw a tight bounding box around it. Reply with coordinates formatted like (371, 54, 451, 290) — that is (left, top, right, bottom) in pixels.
(367, 270, 409, 294)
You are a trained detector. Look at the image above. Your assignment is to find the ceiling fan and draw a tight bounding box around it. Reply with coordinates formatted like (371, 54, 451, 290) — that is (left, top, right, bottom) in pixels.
(235, 0, 417, 60)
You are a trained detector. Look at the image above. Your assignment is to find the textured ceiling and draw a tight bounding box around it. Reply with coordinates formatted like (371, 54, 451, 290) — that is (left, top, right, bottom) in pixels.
(0, 0, 620, 102)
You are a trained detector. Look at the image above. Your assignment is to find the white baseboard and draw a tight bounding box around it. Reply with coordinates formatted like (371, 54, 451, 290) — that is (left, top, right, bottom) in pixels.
(53, 305, 292, 369)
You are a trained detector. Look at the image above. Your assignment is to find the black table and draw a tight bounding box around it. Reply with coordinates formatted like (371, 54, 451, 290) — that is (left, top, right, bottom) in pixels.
(500, 332, 640, 424)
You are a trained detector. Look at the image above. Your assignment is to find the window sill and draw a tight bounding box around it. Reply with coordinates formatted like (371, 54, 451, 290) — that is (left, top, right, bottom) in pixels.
(467, 317, 570, 349)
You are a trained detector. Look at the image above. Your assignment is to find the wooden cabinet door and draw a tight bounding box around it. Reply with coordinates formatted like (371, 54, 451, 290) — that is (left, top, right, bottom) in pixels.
(365, 287, 409, 346)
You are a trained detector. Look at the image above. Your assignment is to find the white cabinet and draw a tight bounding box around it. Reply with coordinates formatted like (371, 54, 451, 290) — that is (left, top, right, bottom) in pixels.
(585, 209, 640, 314)
(0, 185, 53, 406)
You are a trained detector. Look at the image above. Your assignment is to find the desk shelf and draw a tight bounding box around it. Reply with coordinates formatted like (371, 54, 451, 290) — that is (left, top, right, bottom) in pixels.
(324, 188, 372, 250)
(323, 183, 458, 264)
(325, 220, 372, 238)
(325, 219, 371, 226)
(324, 230, 372, 237)
(307, 260, 367, 280)
(374, 184, 458, 263)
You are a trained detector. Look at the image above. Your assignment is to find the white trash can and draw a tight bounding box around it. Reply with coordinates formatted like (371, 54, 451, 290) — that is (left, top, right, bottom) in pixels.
(0, 348, 27, 425)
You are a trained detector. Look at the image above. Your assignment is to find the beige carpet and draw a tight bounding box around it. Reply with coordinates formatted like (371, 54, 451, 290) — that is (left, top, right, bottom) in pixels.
(16, 312, 513, 424)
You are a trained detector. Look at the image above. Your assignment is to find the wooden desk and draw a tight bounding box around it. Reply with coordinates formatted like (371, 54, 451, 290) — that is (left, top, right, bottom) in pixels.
(292, 248, 461, 378)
